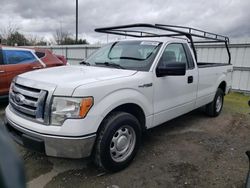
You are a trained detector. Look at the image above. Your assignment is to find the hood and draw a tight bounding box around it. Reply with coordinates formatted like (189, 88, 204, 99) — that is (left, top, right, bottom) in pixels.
(18, 65, 137, 96)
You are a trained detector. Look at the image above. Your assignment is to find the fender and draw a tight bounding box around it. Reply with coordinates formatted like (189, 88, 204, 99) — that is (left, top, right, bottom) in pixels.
(87, 88, 153, 132)
(94, 88, 152, 116)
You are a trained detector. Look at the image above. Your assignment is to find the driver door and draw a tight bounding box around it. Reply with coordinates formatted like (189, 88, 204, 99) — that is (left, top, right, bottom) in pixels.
(152, 43, 198, 127)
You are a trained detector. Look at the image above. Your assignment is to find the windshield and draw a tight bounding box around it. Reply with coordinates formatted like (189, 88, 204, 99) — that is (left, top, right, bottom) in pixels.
(86, 41, 162, 71)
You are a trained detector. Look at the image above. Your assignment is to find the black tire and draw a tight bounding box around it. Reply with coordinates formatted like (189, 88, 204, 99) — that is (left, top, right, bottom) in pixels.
(93, 111, 141, 172)
(205, 88, 224, 117)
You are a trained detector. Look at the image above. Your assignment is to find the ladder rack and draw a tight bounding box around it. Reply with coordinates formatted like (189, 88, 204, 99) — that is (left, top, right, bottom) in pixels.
(95, 23, 231, 64)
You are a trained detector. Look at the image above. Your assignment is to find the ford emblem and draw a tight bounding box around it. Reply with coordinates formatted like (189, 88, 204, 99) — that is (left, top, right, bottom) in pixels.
(15, 93, 25, 105)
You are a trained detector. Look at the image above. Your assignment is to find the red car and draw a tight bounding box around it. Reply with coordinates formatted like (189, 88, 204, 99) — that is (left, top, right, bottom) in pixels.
(0, 46, 67, 97)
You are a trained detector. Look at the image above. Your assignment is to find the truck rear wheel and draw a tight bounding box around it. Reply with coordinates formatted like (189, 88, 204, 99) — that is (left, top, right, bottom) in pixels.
(205, 88, 224, 117)
(94, 111, 141, 172)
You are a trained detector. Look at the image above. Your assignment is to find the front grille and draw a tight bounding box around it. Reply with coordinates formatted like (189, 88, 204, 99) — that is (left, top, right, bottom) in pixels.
(9, 83, 48, 122)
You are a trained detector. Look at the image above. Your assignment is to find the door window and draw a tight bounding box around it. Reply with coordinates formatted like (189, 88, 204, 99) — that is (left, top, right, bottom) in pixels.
(158, 43, 188, 67)
(2, 50, 37, 65)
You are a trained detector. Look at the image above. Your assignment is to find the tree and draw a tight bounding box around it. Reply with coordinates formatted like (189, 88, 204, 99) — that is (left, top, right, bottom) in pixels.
(0, 22, 49, 46)
(7, 31, 28, 46)
(53, 28, 88, 45)
(0, 22, 20, 45)
(76, 39, 88, 45)
(35, 40, 47, 46)
(27, 34, 47, 46)
(54, 29, 70, 45)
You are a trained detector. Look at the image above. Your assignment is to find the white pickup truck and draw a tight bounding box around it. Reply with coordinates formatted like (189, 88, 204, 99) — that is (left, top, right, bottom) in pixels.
(4, 24, 232, 172)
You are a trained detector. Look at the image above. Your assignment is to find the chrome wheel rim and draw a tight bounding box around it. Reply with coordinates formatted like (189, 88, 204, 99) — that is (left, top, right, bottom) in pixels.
(216, 95, 222, 112)
(110, 125, 136, 162)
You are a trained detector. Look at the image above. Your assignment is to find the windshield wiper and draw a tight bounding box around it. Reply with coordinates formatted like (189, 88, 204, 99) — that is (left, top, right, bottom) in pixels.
(114, 56, 145, 61)
(79, 60, 91, 66)
(95, 62, 125, 69)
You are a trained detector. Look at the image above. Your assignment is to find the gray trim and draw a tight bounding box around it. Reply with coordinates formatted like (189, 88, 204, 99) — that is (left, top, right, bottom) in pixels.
(196, 43, 250, 48)
(233, 66, 250, 71)
(6, 118, 96, 158)
(48, 46, 101, 50)
(231, 89, 250, 95)
(67, 57, 83, 61)
(14, 77, 56, 125)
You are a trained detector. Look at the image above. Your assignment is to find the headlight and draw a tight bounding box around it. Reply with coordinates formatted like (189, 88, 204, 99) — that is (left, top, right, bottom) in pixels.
(50, 97, 93, 126)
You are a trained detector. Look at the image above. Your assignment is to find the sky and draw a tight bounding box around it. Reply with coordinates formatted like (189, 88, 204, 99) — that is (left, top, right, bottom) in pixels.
(0, 0, 250, 44)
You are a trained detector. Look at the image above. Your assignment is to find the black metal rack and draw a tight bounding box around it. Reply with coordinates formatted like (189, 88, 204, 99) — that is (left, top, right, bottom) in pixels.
(95, 23, 231, 64)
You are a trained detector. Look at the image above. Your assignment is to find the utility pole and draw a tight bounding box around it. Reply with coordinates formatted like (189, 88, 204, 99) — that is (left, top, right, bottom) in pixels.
(76, 0, 78, 43)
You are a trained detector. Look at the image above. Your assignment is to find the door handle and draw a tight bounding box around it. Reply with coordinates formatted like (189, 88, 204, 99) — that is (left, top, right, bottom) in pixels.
(0, 70, 5, 73)
(188, 76, 193, 84)
(32, 66, 42, 69)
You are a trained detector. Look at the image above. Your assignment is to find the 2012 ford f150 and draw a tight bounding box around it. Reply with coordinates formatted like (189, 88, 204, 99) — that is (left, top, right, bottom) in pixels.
(4, 24, 233, 172)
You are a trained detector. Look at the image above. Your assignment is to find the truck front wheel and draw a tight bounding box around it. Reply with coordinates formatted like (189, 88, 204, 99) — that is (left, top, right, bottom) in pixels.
(205, 88, 224, 117)
(94, 111, 141, 172)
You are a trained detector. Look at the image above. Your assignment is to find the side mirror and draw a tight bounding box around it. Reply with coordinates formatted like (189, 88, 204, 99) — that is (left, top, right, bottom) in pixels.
(156, 62, 186, 77)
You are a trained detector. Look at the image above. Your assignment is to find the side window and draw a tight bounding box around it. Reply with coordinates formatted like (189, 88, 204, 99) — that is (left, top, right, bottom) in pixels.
(35, 52, 46, 59)
(158, 43, 188, 67)
(2, 50, 37, 65)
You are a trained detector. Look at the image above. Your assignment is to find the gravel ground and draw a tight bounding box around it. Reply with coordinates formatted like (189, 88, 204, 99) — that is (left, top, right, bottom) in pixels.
(0, 93, 250, 188)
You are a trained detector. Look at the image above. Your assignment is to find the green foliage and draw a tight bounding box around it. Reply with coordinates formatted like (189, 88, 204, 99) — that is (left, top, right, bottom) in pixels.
(0, 30, 47, 46)
(76, 39, 88, 45)
(7, 31, 28, 46)
(0, 25, 89, 46)
(35, 41, 47, 46)
(61, 37, 88, 45)
(54, 29, 89, 45)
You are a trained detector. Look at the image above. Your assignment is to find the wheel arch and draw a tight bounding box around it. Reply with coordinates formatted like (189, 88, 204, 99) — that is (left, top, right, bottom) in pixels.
(97, 103, 147, 135)
(218, 81, 226, 94)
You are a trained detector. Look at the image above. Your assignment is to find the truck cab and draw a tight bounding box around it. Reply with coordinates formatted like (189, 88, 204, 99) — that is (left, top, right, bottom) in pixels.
(4, 24, 232, 172)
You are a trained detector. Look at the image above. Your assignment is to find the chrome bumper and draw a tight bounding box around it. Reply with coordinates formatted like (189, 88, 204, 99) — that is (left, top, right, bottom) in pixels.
(5, 118, 96, 159)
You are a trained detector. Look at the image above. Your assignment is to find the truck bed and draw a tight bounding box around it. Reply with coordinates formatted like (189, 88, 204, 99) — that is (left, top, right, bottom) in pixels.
(197, 62, 231, 68)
